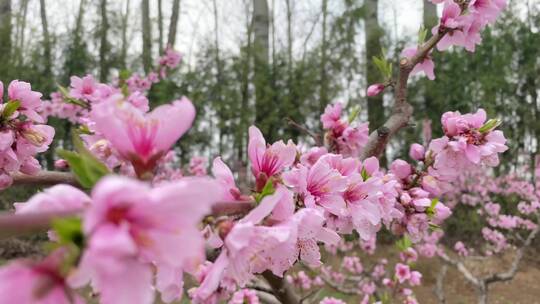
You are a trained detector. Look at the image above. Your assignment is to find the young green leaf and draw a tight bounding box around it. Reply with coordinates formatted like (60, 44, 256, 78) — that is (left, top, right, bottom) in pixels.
(254, 179, 276, 203)
(1, 100, 21, 119)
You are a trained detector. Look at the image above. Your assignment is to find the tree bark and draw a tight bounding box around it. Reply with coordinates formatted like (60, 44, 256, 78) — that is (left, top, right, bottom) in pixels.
(364, 0, 385, 136)
(15, 0, 28, 67)
(262, 271, 300, 304)
(99, 0, 109, 82)
(0, 0, 11, 82)
(319, 0, 328, 116)
(75, 0, 86, 35)
(252, 0, 274, 139)
(120, 0, 130, 68)
(141, 0, 152, 73)
(167, 0, 181, 49)
(157, 0, 163, 53)
(212, 0, 224, 154)
(423, 0, 438, 30)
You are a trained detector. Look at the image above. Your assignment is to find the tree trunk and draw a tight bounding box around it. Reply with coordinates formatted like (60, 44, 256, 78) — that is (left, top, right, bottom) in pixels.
(212, 0, 224, 154)
(157, 0, 163, 53)
(99, 0, 109, 82)
(0, 0, 11, 82)
(39, 0, 53, 85)
(141, 0, 152, 73)
(167, 0, 181, 49)
(14, 0, 28, 67)
(423, 0, 438, 30)
(252, 0, 274, 139)
(235, 1, 253, 187)
(364, 0, 385, 156)
(285, 0, 293, 72)
(120, 0, 130, 68)
(319, 0, 328, 116)
(75, 0, 86, 35)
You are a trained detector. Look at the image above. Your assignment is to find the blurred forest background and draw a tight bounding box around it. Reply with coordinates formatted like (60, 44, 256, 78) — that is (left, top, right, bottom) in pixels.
(0, 1, 540, 301)
(0, 0, 538, 175)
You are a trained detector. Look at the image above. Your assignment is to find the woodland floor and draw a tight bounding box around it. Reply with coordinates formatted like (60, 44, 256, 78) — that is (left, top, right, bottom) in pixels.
(1, 238, 539, 304)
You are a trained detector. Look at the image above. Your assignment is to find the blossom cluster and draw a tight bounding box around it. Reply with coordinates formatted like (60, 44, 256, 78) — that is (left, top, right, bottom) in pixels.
(320, 102, 369, 156)
(0, 1, 514, 302)
(0, 80, 55, 189)
(40, 48, 182, 124)
(367, 0, 507, 95)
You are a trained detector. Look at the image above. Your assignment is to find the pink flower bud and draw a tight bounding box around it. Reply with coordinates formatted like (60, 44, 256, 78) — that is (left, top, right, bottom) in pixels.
(434, 202, 452, 223)
(366, 83, 385, 97)
(54, 159, 69, 169)
(409, 143, 425, 161)
(362, 156, 379, 176)
(391, 159, 412, 179)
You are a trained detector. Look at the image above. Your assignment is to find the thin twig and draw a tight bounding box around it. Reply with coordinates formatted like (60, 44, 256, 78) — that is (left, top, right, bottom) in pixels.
(286, 117, 322, 146)
(11, 171, 79, 187)
(360, 29, 448, 160)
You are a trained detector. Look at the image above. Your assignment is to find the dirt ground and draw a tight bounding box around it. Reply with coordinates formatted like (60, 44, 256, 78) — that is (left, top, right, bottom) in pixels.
(1, 237, 539, 304)
(413, 249, 540, 304)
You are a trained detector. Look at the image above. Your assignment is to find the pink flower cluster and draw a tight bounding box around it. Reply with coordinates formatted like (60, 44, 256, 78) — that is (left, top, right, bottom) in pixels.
(320, 102, 369, 157)
(433, 0, 507, 52)
(0, 80, 55, 189)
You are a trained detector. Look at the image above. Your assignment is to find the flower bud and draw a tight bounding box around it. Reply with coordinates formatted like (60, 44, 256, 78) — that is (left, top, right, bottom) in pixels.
(54, 159, 69, 169)
(409, 143, 425, 161)
(390, 159, 412, 179)
(217, 220, 235, 240)
(366, 83, 385, 97)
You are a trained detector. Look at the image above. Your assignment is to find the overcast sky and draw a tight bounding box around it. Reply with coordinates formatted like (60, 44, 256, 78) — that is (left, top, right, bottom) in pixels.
(15, 0, 429, 65)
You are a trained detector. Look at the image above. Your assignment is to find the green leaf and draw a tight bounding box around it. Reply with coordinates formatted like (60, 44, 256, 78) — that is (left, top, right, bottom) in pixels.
(1, 100, 21, 119)
(57, 84, 89, 109)
(361, 167, 370, 181)
(254, 179, 276, 203)
(51, 217, 84, 247)
(348, 105, 361, 124)
(429, 222, 442, 231)
(56, 132, 110, 188)
(426, 198, 439, 218)
(396, 235, 412, 251)
(418, 26, 428, 45)
(479, 118, 502, 133)
(119, 69, 132, 80)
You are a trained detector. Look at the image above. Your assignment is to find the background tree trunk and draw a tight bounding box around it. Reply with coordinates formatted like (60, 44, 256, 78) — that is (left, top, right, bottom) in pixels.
(39, 0, 53, 86)
(0, 0, 12, 82)
(14, 0, 28, 67)
(252, 0, 274, 139)
(167, 0, 181, 49)
(157, 0, 163, 53)
(364, 0, 385, 159)
(99, 0, 109, 82)
(319, 0, 328, 116)
(141, 0, 152, 73)
(120, 0, 130, 68)
(423, 0, 438, 30)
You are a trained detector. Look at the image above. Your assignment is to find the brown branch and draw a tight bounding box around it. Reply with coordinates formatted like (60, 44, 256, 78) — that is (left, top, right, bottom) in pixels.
(439, 251, 482, 287)
(484, 224, 540, 284)
(439, 223, 540, 304)
(11, 171, 79, 187)
(360, 29, 448, 160)
(262, 271, 301, 304)
(0, 211, 79, 239)
(434, 265, 448, 304)
(286, 118, 322, 146)
(0, 201, 255, 240)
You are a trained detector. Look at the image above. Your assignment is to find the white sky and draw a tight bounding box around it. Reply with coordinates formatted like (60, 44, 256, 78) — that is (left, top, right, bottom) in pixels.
(15, 0, 425, 66)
